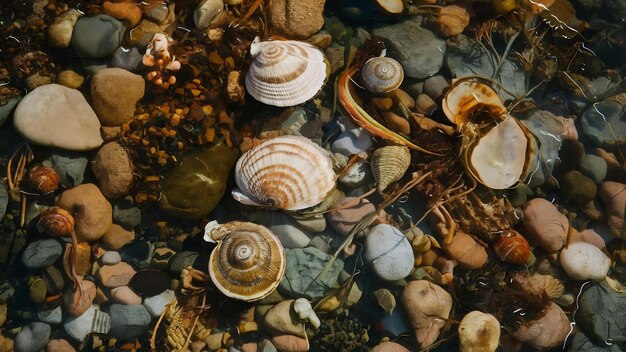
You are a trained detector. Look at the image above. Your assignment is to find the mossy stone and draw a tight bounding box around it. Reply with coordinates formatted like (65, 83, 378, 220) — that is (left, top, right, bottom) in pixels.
(159, 143, 237, 220)
(560, 171, 598, 205)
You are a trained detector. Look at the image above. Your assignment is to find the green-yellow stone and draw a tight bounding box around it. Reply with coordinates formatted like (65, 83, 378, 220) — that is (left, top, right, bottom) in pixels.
(159, 143, 237, 220)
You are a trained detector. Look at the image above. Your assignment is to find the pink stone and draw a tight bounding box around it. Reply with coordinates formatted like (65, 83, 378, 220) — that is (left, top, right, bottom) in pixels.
(571, 229, 606, 250)
(270, 334, 309, 352)
(97, 262, 136, 288)
(111, 286, 142, 305)
(598, 181, 626, 240)
(46, 339, 76, 352)
(402, 280, 452, 349)
(510, 302, 570, 350)
(522, 198, 568, 252)
(371, 342, 410, 352)
(63, 280, 96, 317)
(327, 197, 375, 235)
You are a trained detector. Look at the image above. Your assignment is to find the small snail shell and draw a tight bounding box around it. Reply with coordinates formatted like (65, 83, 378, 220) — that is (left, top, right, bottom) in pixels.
(370, 145, 410, 192)
(28, 165, 59, 194)
(204, 221, 285, 301)
(37, 206, 75, 238)
(492, 229, 531, 265)
(361, 57, 404, 94)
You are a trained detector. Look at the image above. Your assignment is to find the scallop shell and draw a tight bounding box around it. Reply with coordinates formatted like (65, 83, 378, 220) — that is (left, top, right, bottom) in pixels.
(492, 229, 531, 265)
(370, 145, 411, 192)
(361, 57, 404, 94)
(204, 221, 285, 301)
(232, 135, 336, 210)
(441, 80, 506, 126)
(513, 273, 564, 299)
(245, 38, 326, 107)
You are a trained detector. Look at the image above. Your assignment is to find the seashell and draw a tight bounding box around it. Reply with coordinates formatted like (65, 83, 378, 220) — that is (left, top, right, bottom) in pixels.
(232, 135, 336, 210)
(245, 38, 327, 107)
(370, 145, 410, 192)
(512, 273, 564, 299)
(37, 206, 75, 238)
(28, 165, 59, 194)
(441, 80, 506, 126)
(361, 57, 404, 94)
(492, 229, 531, 265)
(204, 220, 285, 301)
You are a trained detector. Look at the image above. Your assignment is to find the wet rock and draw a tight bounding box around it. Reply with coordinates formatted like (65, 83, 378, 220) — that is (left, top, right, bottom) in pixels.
(48, 9, 81, 48)
(41, 150, 88, 188)
(598, 181, 626, 240)
(101, 224, 135, 250)
(143, 289, 175, 318)
(168, 251, 199, 274)
(90, 68, 145, 127)
(577, 279, 626, 345)
(159, 143, 237, 220)
(112, 200, 141, 230)
(560, 171, 598, 205)
(511, 302, 570, 350)
(64, 305, 111, 342)
(92, 142, 134, 198)
(423, 75, 449, 100)
(15, 322, 51, 352)
(560, 242, 610, 280)
(328, 197, 376, 236)
(46, 339, 76, 352)
(111, 286, 142, 305)
(38, 306, 62, 325)
(56, 69, 84, 89)
(263, 300, 306, 338)
(100, 251, 121, 266)
(63, 280, 96, 317)
(331, 127, 373, 156)
(109, 304, 151, 340)
(0, 91, 21, 128)
(269, 0, 325, 39)
(71, 15, 125, 59)
(370, 341, 409, 352)
(402, 280, 452, 349)
(129, 269, 171, 297)
(424, 5, 470, 38)
(13, 84, 103, 151)
(28, 276, 46, 303)
(98, 262, 136, 288)
(56, 184, 112, 242)
(22, 239, 62, 269)
(194, 0, 224, 29)
(568, 330, 623, 352)
(373, 16, 445, 79)
(101, 1, 142, 27)
(364, 224, 414, 281)
(110, 47, 142, 71)
(458, 311, 500, 352)
(270, 334, 309, 352)
(41, 266, 64, 295)
(581, 95, 626, 147)
(579, 154, 607, 184)
(279, 247, 344, 300)
(144, 4, 169, 24)
(522, 198, 569, 252)
(248, 212, 311, 248)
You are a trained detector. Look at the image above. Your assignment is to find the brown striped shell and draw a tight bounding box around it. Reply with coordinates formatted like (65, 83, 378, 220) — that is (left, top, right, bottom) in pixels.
(245, 38, 326, 107)
(492, 229, 531, 265)
(361, 57, 404, 94)
(29, 165, 59, 194)
(37, 206, 74, 237)
(512, 273, 564, 299)
(204, 221, 285, 301)
(441, 80, 506, 126)
(370, 145, 411, 192)
(232, 135, 336, 210)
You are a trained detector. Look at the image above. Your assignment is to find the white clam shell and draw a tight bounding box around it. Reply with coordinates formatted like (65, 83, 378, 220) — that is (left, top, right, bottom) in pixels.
(361, 57, 404, 94)
(442, 80, 506, 125)
(245, 38, 327, 107)
(233, 135, 336, 210)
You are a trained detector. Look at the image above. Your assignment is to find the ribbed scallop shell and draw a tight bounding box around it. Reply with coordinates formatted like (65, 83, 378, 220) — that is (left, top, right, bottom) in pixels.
(233, 135, 336, 210)
(441, 80, 506, 126)
(245, 38, 326, 107)
(513, 273, 564, 299)
(361, 57, 404, 94)
(204, 221, 285, 301)
(370, 145, 411, 192)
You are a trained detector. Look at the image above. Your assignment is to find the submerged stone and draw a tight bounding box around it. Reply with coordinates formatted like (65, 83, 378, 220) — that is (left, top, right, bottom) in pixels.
(159, 143, 237, 220)
(71, 14, 125, 59)
(576, 280, 626, 344)
(279, 247, 344, 300)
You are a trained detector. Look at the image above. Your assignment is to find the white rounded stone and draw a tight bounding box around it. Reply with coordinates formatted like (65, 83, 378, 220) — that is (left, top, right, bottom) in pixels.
(560, 242, 610, 281)
(364, 224, 414, 281)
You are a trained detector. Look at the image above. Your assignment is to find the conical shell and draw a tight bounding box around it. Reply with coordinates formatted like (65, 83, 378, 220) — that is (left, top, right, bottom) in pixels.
(204, 221, 285, 301)
(441, 80, 506, 126)
(370, 145, 411, 192)
(233, 135, 336, 210)
(245, 38, 326, 107)
(361, 57, 404, 94)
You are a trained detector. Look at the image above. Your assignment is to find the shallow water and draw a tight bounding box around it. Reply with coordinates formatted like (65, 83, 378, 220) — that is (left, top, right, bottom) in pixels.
(0, 0, 625, 351)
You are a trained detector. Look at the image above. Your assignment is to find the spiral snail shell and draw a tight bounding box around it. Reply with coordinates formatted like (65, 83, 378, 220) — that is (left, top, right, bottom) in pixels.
(37, 206, 74, 238)
(245, 38, 327, 107)
(204, 220, 285, 301)
(360, 57, 404, 94)
(28, 165, 59, 194)
(492, 229, 531, 265)
(232, 135, 336, 210)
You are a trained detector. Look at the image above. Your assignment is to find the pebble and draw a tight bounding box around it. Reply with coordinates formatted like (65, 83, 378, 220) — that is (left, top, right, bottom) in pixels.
(128, 269, 171, 296)
(168, 251, 200, 274)
(71, 15, 125, 59)
(144, 4, 169, 24)
(270, 334, 309, 352)
(111, 286, 142, 305)
(101, 1, 142, 27)
(143, 289, 175, 318)
(279, 247, 344, 300)
(56, 69, 84, 89)
(41, 150, 88, 188)
(414, 93, 437, 115)
(64, 305, 111, 342)
(112, 199, 142, 230)
(56, 184, 112, 242)
(364, 224, 414, 281)
(339, 160, 373, 188)
(331, 127, 373, 156)
(263, 300, 306, 338)
(458, 311, 500, 352)
(98, 262, 136, 288)
(269, 0, 325, 39)
(373, 16, 445, 79)
(327, 197, 376, 236)
(109, 304, 151, 340)
(110, 47, 142, 71)
(194, 0, 224, 29)
(522, 198, 568, 252)
(0, 94, 21, 129)
(371, 342, 409, 352)
(90, 68, 145, 127)
(48, 9, 81, 48)
(443, 231, 488, 269)
(597, 181, 626, 240)
(402, 280, 452, 349)
(100, 251, 122, 265)
(249, 211, 312, 248)
(576, 279, 625, 343)
(63, 280, 97, 317)
(579, 154, 607, 184)
(13, 84, 103, 151)
(22, 239, 62, 269)
(15, 322, 51, 352)
(46, 339, 76, 352)
(560, 242, 611, 280)
(423, 75, 449, 100)
(580, 95, 626, 147)
(37, 306, 63, 325)
(509, 302, 570, 350)
(560, 171, 598, 205)
(92, 142, 134, 199)
(28, 276, 46, 303)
